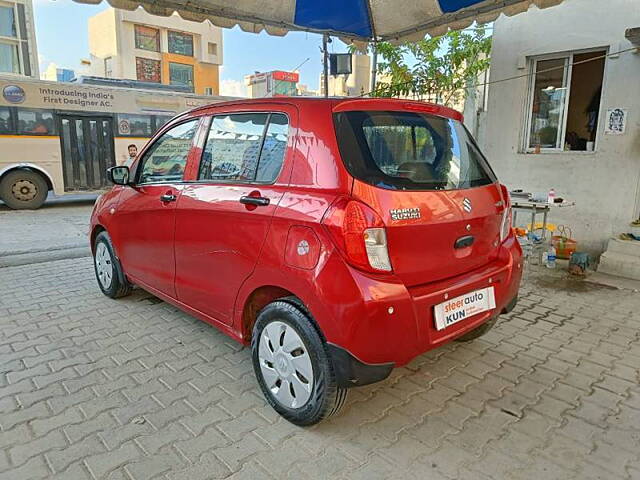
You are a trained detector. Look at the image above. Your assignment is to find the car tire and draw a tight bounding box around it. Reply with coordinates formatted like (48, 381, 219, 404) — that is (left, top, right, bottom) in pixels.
(251, 300, 348, 426)
(455, 317, 498, 342)
(0, 169, 49, 210)
(93, 231, 132, 299)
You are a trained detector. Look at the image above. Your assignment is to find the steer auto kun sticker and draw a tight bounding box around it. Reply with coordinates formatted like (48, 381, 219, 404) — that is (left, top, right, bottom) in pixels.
(433, 287, 496, 331)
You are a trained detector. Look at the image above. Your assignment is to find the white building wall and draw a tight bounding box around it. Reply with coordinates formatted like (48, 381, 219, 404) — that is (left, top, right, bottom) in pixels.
(484, 0, 640, 254)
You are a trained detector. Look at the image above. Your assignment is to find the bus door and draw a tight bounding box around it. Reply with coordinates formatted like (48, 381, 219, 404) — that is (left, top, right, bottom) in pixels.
(58, 115, 116, 191)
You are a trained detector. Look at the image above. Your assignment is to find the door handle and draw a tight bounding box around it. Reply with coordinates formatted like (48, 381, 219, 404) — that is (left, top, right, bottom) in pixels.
(239, 195, 270, 207)
(160, 193, 177, 203)
(454, 235, 475, 249)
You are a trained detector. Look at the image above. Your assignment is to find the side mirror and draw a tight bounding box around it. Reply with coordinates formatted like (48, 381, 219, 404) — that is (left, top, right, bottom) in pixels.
(108, 166, 130, 185)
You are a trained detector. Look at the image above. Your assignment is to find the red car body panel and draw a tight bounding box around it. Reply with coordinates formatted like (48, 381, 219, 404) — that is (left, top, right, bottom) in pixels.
(91, 97, 522, 372)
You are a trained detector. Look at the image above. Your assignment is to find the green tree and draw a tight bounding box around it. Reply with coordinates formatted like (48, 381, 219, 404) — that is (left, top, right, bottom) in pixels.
(369, 27, 491, 106)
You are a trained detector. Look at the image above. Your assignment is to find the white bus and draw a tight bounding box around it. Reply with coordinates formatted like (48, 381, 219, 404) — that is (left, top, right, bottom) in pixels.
(0, 76, 231, 209)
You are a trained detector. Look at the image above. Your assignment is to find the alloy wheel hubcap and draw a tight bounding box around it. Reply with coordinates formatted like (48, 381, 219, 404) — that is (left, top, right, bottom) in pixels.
(11, 180, 37, 201)
(258, 320, 314, 409)
(95, 243, 113, 289)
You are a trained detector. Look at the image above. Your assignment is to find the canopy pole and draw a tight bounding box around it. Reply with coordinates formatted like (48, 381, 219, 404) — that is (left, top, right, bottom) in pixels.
(370, 40, 378, 95)
(323, 33, 329, 97)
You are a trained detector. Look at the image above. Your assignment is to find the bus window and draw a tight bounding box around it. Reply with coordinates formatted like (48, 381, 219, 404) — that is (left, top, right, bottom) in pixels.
(17, 109, 55, 135)
(154, 115, 174, 132)
(0, 107, 12, 134)
(117, 114, 153, 137)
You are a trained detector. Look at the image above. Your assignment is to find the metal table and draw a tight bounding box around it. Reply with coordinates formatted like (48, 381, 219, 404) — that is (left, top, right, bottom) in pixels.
(512, 201, 551, 239)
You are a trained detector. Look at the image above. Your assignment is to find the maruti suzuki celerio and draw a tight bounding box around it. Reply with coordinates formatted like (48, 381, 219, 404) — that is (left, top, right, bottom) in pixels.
(90, 98, 522, 425)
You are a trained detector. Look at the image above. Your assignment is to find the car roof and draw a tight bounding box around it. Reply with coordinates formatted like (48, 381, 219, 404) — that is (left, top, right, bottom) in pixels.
(187, 96, 463, 122)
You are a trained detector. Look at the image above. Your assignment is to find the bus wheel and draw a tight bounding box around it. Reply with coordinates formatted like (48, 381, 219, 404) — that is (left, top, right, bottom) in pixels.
(0, 170, 49, 210)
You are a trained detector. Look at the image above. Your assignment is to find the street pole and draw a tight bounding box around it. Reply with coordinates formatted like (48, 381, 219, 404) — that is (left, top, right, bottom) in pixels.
(323, 33, 329, 97)
(370, 40, 378, 95)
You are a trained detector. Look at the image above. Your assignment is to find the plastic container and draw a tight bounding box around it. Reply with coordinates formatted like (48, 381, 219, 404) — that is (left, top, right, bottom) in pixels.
(546, 245, 556, 269)
(551, 235, 577, 260)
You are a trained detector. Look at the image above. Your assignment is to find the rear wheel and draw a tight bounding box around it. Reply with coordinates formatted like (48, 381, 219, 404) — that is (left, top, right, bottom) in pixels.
(252, 300, 347, 426)
(455, 317, 498, 342)
(93, 231, 132, 299)
(0, 170, 48, 210)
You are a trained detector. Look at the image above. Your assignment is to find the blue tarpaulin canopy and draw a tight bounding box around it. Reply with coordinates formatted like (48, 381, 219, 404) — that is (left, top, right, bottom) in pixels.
(73, 0, 564, 43)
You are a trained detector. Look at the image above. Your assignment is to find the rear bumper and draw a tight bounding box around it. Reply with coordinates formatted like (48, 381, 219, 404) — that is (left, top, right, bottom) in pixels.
(327, 293, 519, 388)
(316, 235, 523, 370)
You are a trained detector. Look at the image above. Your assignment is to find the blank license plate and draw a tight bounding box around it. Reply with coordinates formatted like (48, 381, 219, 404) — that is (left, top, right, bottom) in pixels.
(434, 287, 496, 331)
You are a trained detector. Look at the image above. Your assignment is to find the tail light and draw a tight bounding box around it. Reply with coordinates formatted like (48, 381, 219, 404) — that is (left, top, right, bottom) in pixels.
(499, 184, 513, 243)
(322, 198, 393, 273)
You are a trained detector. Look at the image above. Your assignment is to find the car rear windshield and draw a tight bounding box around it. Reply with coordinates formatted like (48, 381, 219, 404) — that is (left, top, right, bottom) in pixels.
(334, 110, 496, 191)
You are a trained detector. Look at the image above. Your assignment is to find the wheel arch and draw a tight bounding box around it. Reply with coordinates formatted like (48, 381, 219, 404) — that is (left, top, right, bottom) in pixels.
(239, 285, 306, 344)
(90, 224, 107, 254)
(0, 164, 55, 191)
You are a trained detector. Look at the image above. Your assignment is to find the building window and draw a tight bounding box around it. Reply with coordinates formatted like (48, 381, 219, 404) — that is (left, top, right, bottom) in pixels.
(168, 31, 193, 56)
(104, 57, 113, 77)
(0, 4, 20, 75)
(0, 41, 19, 74)
(526, 49, 606, 152)
(207, 42, 217, 56)
(204, 87, 213, 96)
(136, 57, 161, 83)
(169, 62, 193, 90)
(134, 25, 160, 52)
(0, 5, 17, 37)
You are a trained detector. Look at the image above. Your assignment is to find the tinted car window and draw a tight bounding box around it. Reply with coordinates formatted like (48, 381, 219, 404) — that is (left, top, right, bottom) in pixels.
(137, 120, 198, 184)
(334, 111, 496, 191)
(256, 113, 288, 183)
(199, 113, 268, 182)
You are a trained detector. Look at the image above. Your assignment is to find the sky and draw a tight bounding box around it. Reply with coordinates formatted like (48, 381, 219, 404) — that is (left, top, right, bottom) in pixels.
(32, 0, 343, 95)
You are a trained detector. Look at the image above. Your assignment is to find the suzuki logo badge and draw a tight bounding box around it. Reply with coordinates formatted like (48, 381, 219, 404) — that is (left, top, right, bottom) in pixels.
(462, 198, 472, 213)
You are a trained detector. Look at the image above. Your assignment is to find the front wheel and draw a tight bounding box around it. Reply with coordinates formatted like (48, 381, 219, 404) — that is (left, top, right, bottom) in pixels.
(252, 300, 347, 426)
(93, 231, 132, 299)
(0, 170, 48, 209)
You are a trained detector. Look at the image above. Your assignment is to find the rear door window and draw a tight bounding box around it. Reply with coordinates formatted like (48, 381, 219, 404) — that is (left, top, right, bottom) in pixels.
(198, 112, 288, 183)
(334, 111, 496, 191)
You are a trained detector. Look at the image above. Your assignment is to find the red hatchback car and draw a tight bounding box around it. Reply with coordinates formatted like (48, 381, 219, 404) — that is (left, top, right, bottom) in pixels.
(90, 97, 522, 425)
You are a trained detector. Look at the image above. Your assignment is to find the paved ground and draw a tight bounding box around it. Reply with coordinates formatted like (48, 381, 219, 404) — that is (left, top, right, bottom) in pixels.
(0, 257, 639, 480)
(0, 194, 96, 267)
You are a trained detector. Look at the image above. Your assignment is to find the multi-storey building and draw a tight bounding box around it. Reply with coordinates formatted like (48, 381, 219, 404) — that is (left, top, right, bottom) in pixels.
(245, 70, 299, 98)
(41, 63, 75, 82)
(88, 8, 222, 95)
